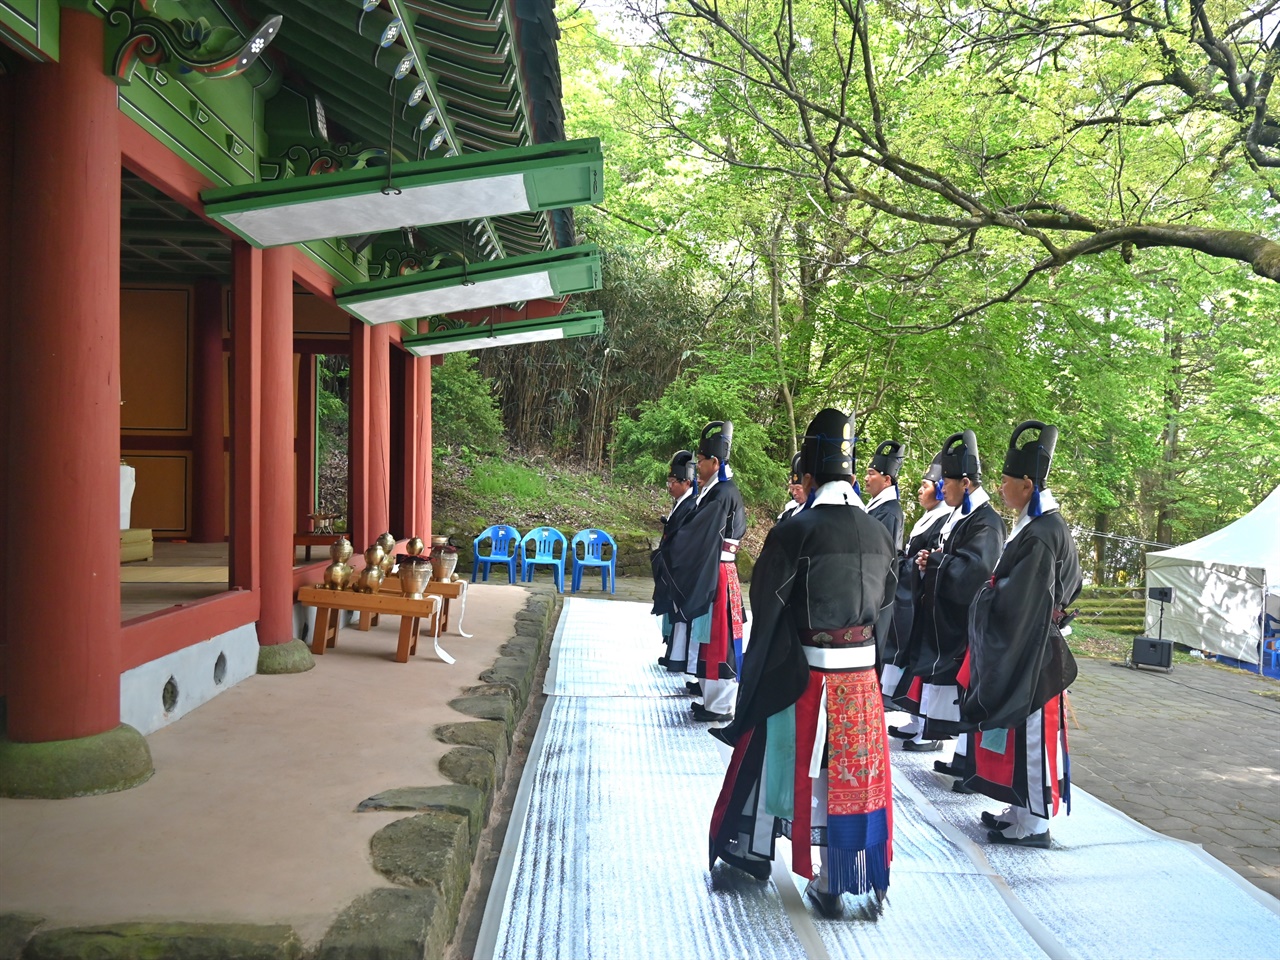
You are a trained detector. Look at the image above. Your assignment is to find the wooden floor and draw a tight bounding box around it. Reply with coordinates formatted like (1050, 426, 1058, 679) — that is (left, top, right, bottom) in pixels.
(121, 541, 323, 622)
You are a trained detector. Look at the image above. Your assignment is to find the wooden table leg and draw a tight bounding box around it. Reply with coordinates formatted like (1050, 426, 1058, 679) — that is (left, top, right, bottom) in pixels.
(396, 616, 414, 663)
(409, 617, 422, 657)
(440, 598, 451, 633)
(357, 611, 379, 632)
(311, 607, 332, 655)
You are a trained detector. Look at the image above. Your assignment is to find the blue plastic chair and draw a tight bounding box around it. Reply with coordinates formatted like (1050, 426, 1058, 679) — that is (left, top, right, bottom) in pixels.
(571, 528, 617, 594)
(520, 527, 568, 592)
(1265, 613, 1280, 672)
(472, 524, 521, 584)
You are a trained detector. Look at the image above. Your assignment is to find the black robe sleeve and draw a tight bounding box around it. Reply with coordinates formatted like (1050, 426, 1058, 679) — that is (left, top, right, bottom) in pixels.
(650, 491, 728, 621)
(962, 518, 1081, 730)
(715, 523, 809, 745)
(929, 510, 1004, 608)
(651, 495, 697, 612)
(869, 499, 904, 553)
(914, 504, 1006, 681)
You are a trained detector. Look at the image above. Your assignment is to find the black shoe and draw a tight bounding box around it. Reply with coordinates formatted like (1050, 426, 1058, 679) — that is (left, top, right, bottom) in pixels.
(902, 739, 943, 752)
(733, 857, 772, 881)
(691, 704, 733, 722)
(665, 659, 687, 673)
(685, 681, 702, 695)
(952, 780, 977, 794)
(887, 725, 919, 740)
(657, 656, 670, 668)
(980, 810, 1013, 831)
(987, 828, 1051, 848)
(934, 759, 964, 777)
(804, 881, 845, 919)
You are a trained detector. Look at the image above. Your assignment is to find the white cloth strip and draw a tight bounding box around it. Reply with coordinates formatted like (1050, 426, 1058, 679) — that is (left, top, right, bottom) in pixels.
(809, 679, 828, 779)
(802, 645, 877, 671)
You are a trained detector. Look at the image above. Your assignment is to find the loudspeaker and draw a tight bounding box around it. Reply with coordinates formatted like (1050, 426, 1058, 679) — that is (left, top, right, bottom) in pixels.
(1132, 636, 1173, 669)
(1148, 586, 1174, 604)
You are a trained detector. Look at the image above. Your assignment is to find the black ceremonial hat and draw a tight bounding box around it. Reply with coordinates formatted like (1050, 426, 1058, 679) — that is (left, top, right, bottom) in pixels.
(801, 408, 855, 480)
(698, 421, 733, 463)
(668, 450, 695, 484)
(870, 440, 905, 480)
(939, 430, 981, 481)
(788, 452, 803, 485)
(1002, 420, 1058, 487)
(923, 450, 944, 484)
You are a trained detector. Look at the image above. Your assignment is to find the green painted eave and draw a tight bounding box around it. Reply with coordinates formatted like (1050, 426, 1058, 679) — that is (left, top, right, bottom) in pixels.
(402, 310, 604, 356)
(0, 0, 59, 61)
(201, 138, 602, 248)
(336, 243, 600, 325)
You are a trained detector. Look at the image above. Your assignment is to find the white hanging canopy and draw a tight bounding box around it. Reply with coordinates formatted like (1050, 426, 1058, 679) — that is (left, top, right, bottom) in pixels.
(1144, 485, 1280, 662)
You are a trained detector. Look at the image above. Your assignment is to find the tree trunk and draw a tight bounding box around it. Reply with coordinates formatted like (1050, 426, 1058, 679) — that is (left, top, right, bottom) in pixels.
(768, 227, 798, 454)
(1093, 510, 1109, 585)
(1155, 328, 1183, 547)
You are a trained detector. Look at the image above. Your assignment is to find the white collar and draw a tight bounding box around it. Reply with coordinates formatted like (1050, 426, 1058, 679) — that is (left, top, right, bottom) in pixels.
(1006, 487, 1060, 544)
(908, 500, 951, 540)
(694, 463, 737, 505)
(940, 486, 991, 544)
(668, 487, 693, 515)
(865, 484, 899, 511)
(807, 479, 866, 511)
(778, 499, 802, 520)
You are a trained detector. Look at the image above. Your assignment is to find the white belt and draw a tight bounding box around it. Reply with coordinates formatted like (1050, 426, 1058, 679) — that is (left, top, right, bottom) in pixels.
(803, 645, 876, 671)
(720, 552, 737, 562)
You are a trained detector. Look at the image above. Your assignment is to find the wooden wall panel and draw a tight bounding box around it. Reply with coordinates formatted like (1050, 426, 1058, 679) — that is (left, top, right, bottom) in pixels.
(121, 287, 191, 433)
(294, 293, 349, 334)
(123, 452, 190, 534)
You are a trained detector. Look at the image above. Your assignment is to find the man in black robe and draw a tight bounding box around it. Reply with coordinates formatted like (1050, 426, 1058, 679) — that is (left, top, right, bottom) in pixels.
(776, 452, 805, 524)
(864, 440, 905, 551)
(882, 451, 951, 729)
(904, 430, 1005, 756)
(654, 450, 698, 672)
(960, 421, 1082, 847)
(651, 421, 747, 721)
(708, 409, 897, 918)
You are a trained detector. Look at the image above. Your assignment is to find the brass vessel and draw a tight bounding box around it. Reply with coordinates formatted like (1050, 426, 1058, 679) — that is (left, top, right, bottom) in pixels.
(399, 559, 431, 599)
(321, 537, 355, 590)
(356, 544, 386, 593)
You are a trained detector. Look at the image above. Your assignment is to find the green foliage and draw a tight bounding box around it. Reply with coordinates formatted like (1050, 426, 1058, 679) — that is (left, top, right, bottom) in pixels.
(612, 370, 781, 505)
(431, 353, 504, 454)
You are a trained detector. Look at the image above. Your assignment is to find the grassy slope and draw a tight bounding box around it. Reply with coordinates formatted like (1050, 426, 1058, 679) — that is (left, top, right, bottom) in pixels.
(431, 451, 776, 556)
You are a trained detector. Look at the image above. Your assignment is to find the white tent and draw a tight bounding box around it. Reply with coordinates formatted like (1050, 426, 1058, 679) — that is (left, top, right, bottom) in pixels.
(1143, 485, 1280, 663)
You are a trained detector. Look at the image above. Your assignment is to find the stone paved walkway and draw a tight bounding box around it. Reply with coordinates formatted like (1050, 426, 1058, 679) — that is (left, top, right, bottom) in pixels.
(592, 577, 1280, 899)
(1066, 656, 1280, 898)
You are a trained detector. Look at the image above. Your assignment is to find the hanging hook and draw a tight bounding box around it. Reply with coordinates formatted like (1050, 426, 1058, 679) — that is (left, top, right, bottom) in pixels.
(381, 92, 401, 196)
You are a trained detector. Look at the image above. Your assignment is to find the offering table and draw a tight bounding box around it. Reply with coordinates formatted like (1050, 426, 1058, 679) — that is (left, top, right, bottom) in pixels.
(297, 585, 444, 664)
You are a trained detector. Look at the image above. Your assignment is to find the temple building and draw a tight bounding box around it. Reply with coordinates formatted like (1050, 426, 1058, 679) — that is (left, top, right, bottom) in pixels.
(0, 0, 603, 797)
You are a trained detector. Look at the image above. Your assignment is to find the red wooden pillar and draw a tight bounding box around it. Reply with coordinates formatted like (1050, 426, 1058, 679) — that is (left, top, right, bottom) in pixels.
(296, 353, 317, 535)
(192, 278, 226, 542)
(1, 11, 151, 795)
(368, 325, 393, 540)
(230, 243, 262, 593)
(349, 321, 371, 548)
(0, 71, 13, 697)
(415, 358, 434, 538)
(257, 248, 295, 648)
(399, 354, 419, 536)
(348, 322, 392, 547)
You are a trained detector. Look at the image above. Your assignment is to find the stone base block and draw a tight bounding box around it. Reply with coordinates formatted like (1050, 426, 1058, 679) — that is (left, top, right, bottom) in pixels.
(0, 725, 153, 799)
